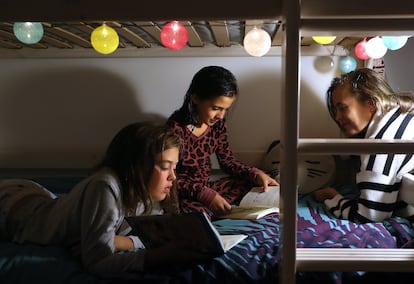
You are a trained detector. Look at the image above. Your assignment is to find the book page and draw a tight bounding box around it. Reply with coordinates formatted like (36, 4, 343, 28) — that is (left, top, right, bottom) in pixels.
(223, 206, 278, 219)
(219, 234, 247, 251)
(239, 186, 280, 208)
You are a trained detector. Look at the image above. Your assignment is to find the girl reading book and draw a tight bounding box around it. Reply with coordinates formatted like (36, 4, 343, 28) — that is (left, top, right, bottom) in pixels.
(167, 65, 278, 218)
(0, 122, 209, 275)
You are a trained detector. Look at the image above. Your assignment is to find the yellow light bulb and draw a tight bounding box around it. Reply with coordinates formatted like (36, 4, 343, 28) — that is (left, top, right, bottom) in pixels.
(312, 36, 336, 45)
(91, 24, 119, 55)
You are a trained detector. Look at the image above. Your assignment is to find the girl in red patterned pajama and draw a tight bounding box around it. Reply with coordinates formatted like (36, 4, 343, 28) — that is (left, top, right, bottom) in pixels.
(167, 66, 278, 219)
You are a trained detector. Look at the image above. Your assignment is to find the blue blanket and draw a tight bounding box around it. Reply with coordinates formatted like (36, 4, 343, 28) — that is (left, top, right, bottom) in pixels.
(2, 178, 414, 283)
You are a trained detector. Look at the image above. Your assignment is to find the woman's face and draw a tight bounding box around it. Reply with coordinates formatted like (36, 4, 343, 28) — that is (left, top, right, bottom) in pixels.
(194, 95, 236, 126)
(331, 83, 376, 137)
(147, 147, 179, 201)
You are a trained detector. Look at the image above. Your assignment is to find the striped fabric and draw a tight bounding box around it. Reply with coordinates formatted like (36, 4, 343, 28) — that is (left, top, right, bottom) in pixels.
(325, 107, 414, 223)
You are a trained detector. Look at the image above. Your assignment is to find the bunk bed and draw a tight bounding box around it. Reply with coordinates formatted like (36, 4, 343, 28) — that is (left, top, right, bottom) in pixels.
(1, 1, 414, 284)
(284, 1, 414, 283)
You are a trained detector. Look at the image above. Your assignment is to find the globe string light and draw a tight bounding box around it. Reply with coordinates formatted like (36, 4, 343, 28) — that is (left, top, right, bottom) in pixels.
(90, 23, 119, 55)
(243, 26, 271, 57)
(13, 22, 44, 44)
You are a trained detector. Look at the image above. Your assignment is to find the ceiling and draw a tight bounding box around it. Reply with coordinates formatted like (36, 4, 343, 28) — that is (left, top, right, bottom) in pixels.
(0, 20, 363, 58)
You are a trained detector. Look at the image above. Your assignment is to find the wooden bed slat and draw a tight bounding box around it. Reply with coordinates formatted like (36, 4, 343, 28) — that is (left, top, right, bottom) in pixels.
(297, 248, 414, 272)
(209, 21, 230, 47)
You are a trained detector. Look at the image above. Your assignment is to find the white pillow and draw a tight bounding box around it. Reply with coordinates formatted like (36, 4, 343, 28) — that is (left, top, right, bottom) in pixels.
(261, 140, 336, 194)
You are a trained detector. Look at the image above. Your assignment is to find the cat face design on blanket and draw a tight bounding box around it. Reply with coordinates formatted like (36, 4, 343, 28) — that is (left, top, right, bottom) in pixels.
(262, 140, 336, 194)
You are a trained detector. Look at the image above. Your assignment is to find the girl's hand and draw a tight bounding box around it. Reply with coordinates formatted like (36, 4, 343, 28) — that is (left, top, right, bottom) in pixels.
(114, 235, 134, 252)
(313, 187, 339, 202)
(208, 194, 232, 215)
(255, 171, 279, 192)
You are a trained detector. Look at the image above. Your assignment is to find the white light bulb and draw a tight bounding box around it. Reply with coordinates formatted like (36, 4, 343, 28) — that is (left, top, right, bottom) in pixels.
(365, 36, 388, 59)
(243, 27, 271, 57)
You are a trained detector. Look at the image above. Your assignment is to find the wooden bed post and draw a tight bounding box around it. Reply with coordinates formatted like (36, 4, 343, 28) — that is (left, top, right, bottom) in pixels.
(279, 0, 301, 283)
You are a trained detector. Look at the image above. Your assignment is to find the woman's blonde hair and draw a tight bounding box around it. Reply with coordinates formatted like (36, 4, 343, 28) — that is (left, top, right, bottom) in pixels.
(326, 68, 414, 121)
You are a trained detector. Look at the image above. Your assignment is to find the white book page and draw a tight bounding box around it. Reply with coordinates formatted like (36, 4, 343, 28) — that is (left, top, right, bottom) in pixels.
(239, 186, 280, 208)
(219, 234, 248, 251)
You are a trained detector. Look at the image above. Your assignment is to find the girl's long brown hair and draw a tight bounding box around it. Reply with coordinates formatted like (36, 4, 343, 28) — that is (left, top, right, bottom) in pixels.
(95, 121, 180, 214)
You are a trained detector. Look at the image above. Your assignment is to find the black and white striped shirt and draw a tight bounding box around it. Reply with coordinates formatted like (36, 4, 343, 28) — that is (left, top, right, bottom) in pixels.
(325, 107, 414, 223)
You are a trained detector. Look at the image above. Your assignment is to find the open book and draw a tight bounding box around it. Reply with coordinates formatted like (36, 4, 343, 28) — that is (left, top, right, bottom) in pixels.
(126, 212, 247, 256)
(220, 186, 280, 219)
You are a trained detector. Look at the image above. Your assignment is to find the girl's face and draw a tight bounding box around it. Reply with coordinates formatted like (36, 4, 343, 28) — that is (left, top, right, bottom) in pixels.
(147, 147, 179, 201)
(194, 95, 236, 126)
(331, 83, 376, 137)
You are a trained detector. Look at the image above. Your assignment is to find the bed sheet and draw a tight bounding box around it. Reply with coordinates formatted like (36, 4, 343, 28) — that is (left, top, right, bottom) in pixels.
(103, 193, 414, 283)
(2, 177, 414, 283)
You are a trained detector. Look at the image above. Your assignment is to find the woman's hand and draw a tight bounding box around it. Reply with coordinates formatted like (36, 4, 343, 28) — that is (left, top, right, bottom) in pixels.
(255, 171, 279, 192)
(208, 194, 232, 215)
(313, 187, 339, 202)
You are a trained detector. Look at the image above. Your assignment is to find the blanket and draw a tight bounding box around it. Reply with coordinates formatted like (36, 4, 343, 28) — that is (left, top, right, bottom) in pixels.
(1, 178, 414, 283)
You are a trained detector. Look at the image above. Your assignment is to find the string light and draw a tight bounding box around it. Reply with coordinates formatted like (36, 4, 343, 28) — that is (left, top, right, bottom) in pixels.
(354, 39, 370, 60)
(339, 56, 357, 73)
(90, 23, 119, 55)
(13, 22, 44, 44)
(381, 36, 409, 50)
(312, 36, 336, 45)
(160, 21, 188, 50)
(243, 27, 271, 57)
(365, 36, 388, 59)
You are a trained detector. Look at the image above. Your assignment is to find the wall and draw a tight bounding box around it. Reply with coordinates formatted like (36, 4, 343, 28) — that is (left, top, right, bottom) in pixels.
(0, 54, 345, 169)
(383, 37, 414, 92)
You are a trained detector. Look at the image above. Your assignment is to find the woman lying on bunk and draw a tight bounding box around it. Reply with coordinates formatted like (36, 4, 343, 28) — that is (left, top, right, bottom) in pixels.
(166, 65, 278, 218)
(313, 67, 414, 224)
(0, 122, 208, 275)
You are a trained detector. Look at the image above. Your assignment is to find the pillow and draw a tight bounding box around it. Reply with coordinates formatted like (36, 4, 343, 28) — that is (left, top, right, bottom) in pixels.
(261, 140, 336, 194)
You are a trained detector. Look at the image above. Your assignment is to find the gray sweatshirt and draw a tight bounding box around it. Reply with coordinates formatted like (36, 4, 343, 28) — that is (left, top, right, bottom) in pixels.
(0, 168, 146, 275)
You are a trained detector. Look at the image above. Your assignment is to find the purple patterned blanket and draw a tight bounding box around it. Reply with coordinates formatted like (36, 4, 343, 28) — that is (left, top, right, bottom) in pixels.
(2, 190, 414, 284)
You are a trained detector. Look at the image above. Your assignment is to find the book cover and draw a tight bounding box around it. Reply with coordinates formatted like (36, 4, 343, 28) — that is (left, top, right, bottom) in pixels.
(126, 212, 246, 256)
(219, 186, 280, 219)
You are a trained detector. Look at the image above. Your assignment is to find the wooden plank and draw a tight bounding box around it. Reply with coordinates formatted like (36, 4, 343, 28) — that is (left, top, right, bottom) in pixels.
(301, 18, 414, 36)
(41, 34, 73, 48)
(109, 21, 150, 48)
(208, 21, 230, 47)
(301, 0, 414, 19)
(297, 248, 414, 272)
(272, 23, 283, 46)
(0, 0, 282, 22)
(181, 21, 203, 47)
(299, 138, 414, 155)
(134, 21, 161, 43)
(73, 22, 95, 34)
(43, 23, 91, 48)
(0, 39, 21, 48)
(0, 29, 16, 40)
(245, 20, 264, 34)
